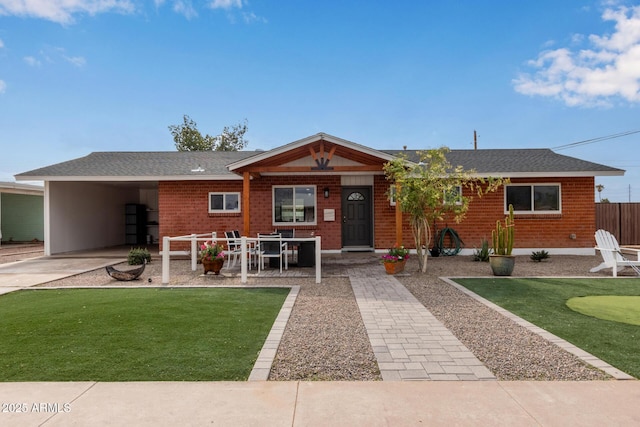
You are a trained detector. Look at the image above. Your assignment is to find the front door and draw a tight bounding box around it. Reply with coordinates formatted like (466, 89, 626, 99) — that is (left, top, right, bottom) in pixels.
(341, 187, 372, 248)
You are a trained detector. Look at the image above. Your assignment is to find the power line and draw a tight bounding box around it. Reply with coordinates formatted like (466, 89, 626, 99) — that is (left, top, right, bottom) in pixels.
(552, 129, 640, 151)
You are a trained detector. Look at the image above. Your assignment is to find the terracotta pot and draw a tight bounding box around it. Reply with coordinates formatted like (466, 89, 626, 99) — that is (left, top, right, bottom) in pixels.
(489, 255, 515, 276)
(203, 258, 224, 275)
(384, 259, 406, 274)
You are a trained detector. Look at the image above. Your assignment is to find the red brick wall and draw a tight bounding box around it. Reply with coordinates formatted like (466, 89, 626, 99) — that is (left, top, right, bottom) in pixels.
(159, 176, 343, 250)
(374, 176, 596, 251)
(160, 176, 596, 252)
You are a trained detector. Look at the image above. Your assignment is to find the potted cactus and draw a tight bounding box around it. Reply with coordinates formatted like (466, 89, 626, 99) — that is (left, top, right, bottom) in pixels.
(489, 204, 515, 276)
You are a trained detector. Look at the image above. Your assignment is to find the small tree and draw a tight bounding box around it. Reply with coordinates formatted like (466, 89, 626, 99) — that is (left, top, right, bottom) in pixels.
(169, 115, 248, 151)
(383, 147, 505, 273)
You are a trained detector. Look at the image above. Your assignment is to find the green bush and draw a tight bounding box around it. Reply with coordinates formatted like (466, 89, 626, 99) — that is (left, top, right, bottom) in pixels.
(128, 247, 151, 265)
(530, 250, 550, 262)
(472, 239, 490, 262)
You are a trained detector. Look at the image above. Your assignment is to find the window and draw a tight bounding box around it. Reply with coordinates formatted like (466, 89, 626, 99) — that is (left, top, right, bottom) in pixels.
(506, 184, 560, 213)
(209, 192, 240, 213)
(348, 192, 365, 201)
(273, 186, 316, 225)
(444, 185, 462, 206)
(389, 185, 397, 206)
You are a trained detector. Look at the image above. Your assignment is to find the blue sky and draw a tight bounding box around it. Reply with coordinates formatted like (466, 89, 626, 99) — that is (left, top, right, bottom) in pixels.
(1, 0, 639, 202)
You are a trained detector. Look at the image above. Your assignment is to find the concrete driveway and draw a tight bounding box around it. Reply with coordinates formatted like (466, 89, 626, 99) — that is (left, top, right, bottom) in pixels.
(0, 256, 123, 294)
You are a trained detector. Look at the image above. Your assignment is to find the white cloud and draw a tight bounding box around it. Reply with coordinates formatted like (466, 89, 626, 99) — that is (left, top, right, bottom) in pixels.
(209, 0, 243, 10)
(64, 55, 86, 67)
(24, 56, 42, 66)
(243, 11, 266, 24)
(0, 79, 6, 93)
(0, 0, 136, 25)
(171, 0, 197, 19)
(513, 5, 640, 107)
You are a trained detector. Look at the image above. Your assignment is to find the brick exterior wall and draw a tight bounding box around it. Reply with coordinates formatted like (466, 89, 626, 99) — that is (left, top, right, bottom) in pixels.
(159, 176, 342, 250)
(375, 176, 596, 251)
(159, 176, 595, 252)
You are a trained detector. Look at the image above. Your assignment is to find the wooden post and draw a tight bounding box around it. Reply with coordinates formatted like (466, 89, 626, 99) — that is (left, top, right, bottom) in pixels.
(243, 171, 251, 236)
(395, 182, 403, 245)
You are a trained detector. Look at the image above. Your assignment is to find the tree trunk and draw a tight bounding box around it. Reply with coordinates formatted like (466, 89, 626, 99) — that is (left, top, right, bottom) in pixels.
(411, 216, 431, 273)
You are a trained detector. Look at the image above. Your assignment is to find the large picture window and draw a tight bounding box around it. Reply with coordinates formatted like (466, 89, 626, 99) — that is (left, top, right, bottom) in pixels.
(209, 192, 240, 213)
(273, 186, 316, 225)
(506, 184, 560, 213)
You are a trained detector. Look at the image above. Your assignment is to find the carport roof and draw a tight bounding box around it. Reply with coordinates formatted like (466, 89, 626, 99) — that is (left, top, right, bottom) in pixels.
(15, 140, 624, 181)
(15, 151, 257, 181)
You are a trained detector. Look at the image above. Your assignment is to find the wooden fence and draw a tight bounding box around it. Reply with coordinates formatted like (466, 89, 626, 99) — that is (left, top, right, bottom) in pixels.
(595, 203, 640, 245)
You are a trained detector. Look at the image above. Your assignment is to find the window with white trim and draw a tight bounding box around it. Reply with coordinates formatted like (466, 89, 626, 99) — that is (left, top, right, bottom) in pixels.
(209, 192, 241, 213)
(506, 184, 561, 213)
(273, 186, 316, 225)
(444, 185, 462, 206)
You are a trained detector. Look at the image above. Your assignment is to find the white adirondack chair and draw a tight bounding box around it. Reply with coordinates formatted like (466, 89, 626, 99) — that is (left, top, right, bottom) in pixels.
(590, 229, 640, 277)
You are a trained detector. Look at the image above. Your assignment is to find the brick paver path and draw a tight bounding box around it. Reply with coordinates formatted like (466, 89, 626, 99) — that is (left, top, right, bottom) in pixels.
(350, 271, 496, 381)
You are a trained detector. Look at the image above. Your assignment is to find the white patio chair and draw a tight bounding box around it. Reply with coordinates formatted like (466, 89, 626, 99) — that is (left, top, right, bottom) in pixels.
(224, 231, 243, 268)
(257, 233, 288, 273)
(590, 229, 640, 277)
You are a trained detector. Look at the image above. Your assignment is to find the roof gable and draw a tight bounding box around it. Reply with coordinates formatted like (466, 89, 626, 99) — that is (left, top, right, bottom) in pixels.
(227, 133, 396, 174)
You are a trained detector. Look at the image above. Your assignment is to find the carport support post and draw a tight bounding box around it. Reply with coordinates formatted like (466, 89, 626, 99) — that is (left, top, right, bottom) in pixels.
(162, 236, 170, 285)
(315, 236, 321, 284)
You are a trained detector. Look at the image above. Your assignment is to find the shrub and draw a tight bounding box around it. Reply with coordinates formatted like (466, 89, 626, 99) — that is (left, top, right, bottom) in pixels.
(530, 250, 550, 262)
(128, 247, 151, 265)
(473, 239, 491, 262)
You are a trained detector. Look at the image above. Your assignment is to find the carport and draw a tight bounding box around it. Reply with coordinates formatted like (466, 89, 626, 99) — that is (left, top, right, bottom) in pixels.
(35, 180, 157, 256)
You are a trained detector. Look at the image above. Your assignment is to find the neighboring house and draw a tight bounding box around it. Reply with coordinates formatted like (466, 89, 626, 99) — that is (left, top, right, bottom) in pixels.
(0, 182, 45, 245)
(15, 133, 623, 256)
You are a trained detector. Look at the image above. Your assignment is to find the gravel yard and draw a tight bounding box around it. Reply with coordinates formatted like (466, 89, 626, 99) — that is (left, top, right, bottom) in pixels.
(0, 244, 624, 381)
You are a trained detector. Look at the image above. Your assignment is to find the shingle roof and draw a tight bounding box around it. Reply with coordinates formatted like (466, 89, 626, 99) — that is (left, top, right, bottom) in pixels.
(16, 147, 623, 181)
(16, 151, 256, 180)
(382, 148, 623, 176)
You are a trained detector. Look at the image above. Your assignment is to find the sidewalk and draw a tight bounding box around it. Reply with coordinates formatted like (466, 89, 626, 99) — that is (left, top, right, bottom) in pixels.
(1, 381, 639, 426)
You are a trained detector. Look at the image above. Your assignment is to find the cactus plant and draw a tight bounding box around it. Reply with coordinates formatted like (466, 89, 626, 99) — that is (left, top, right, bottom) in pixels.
(491, 204, 514, 256)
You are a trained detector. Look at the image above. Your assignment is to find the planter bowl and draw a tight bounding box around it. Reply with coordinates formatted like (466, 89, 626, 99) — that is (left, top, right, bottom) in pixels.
(384, 260, 406, 274)
(489, 255, 515, 276)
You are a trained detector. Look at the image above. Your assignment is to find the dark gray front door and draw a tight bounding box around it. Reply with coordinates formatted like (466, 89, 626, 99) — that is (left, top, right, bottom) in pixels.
(341, 187, 372, 248)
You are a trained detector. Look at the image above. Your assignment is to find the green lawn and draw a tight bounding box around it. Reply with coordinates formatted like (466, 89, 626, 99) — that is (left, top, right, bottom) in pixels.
(0, 288, 289, 381)
(453, 277, 640, 379)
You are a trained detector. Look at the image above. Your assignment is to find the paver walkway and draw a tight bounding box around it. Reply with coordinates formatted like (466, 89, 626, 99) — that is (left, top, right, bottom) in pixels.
(350, 269, 495, 381)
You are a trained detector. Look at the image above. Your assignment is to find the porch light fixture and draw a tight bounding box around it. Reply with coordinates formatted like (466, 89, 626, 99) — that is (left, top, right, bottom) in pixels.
(324, 187, 330, 198)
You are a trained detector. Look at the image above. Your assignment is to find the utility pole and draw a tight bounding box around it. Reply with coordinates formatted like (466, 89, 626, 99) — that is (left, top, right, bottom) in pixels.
(473, 130, 477, 150)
